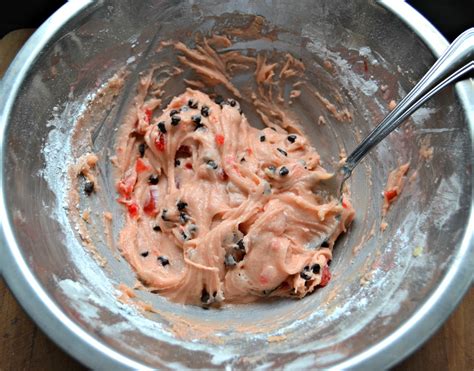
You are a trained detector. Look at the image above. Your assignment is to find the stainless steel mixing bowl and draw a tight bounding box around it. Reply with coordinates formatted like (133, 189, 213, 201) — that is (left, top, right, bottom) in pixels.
(1, 1, 473, 369)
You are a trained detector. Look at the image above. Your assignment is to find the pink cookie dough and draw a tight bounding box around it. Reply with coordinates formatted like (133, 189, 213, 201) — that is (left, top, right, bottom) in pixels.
(114, 88, 355, 306)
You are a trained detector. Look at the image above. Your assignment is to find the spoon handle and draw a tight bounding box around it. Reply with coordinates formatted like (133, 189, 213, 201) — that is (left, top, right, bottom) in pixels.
(344, 28, 474, 174)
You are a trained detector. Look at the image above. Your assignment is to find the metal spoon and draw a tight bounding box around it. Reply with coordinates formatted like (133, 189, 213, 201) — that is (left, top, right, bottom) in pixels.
(319, 28, 474, 201)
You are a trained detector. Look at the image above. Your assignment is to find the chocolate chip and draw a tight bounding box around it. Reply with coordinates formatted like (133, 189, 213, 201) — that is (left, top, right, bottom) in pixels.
(240, 157, 246, 162)
(192, 114, 201, 124)
(277, 148, 288, 156)
(207, 160, 218, 169)
(158, 121, 167, 134)
(236, 239, 245, 250)
(321, 240, 329, 247)
(201, 106, 210, 117)
(153, 225, 161, 232)
(194, 123, 205, 131)
(279, 166, 289, 176)
(170, 109, 180, 116)
(311, 264, 320, 274)
(148, 175, 159, 185)
(214, 95, 224, 105)
(177, 201, 188, 211)
(222, 237, 246, 264)
(287, 134, 297, 143)
(175, 159, 181, 167)
(171, 116, 181, 126)
(300, 271, 311, 280)
(188, 99, 198, 109)
(179, 212, 189, 224)
(192, 114, 204, 130)
(201, 288, 210, 304)
(158, 256, 169, 266)
(84, 181, 94, 195)
(138, 143, 146, 157)
(260, 135, 266, 142)
(140, 251, 149, 257)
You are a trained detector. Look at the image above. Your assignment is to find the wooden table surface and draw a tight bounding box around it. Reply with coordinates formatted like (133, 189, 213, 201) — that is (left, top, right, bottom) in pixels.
(1, 30, 472, 371)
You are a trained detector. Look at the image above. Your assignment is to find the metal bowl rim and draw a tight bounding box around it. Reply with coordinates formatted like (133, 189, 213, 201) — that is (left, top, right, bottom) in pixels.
(0, 0, 472, 369)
